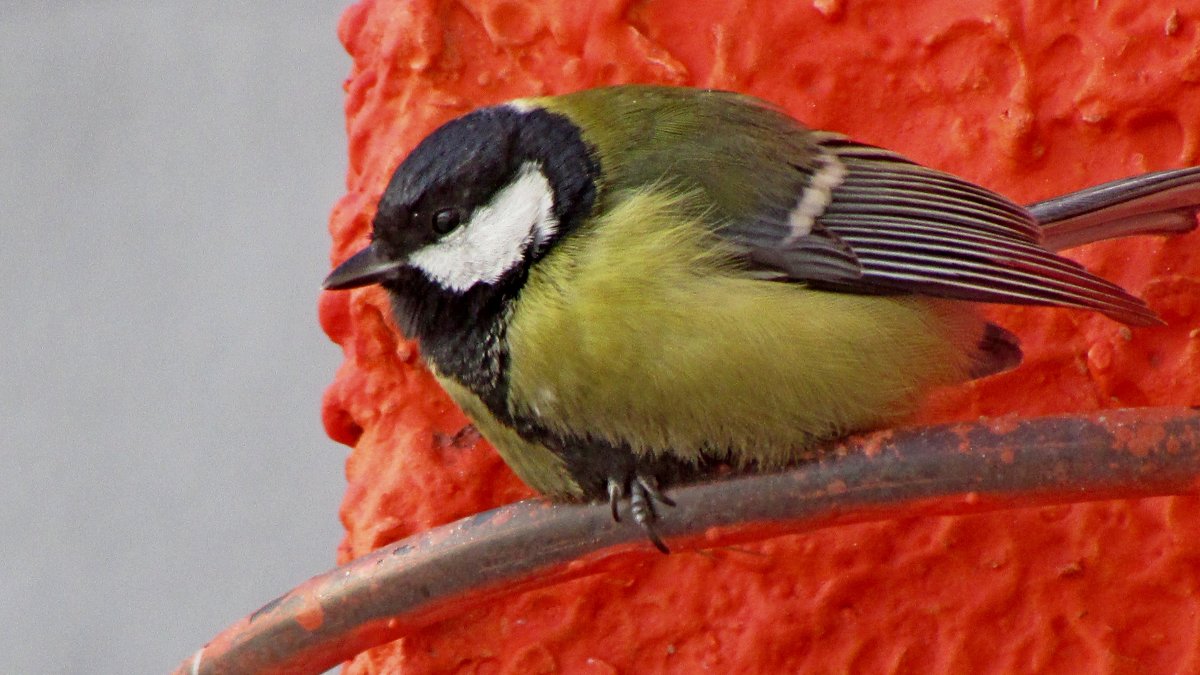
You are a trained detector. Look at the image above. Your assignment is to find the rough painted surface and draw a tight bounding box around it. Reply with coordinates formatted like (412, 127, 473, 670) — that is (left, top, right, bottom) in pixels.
(319, 0, 1200, 671)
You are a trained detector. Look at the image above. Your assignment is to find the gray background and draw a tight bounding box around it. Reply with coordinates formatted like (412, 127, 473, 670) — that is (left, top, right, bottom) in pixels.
(2, 4, 352, 672)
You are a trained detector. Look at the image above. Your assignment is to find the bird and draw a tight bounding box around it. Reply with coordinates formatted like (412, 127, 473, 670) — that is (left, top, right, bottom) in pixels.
(323, 84, 1200, 552)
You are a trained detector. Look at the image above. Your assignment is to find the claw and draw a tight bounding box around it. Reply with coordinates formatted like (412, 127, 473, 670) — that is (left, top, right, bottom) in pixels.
(630, 475, 672, 554)
(604, 474, 676, 553)
(606, 478, 624, 523)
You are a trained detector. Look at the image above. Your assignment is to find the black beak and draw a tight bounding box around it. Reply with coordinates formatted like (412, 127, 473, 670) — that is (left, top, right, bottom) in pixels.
(322, 243, 406, 290)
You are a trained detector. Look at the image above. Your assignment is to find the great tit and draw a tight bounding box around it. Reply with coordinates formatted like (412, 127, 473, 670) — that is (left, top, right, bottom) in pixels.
(324, 84, 1200, 551)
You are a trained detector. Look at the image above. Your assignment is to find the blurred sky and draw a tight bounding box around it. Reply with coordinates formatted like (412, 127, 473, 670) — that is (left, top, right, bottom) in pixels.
(0, 3, 352, 672)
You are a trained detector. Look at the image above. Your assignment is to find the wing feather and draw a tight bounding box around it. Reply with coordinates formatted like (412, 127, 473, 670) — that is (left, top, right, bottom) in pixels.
(725, 133, 1159, 325)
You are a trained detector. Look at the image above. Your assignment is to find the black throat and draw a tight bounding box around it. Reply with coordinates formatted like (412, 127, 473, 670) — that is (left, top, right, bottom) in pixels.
(381, 106, 599, 418)
(385, 267, 521, 413)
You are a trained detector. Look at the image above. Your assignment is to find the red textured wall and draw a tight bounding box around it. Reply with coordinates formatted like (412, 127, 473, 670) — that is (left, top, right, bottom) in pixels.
(319, 1, 1200, 671)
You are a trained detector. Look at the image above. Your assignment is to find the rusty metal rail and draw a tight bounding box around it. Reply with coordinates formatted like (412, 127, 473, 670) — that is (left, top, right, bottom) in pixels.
(176, 407, 1200, 675)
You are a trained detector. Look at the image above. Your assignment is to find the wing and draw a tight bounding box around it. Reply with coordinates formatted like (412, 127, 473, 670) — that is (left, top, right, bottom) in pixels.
(721, 131, 1160, 326)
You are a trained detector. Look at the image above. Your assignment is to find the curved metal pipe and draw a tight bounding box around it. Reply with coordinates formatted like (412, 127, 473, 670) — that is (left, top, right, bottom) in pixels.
(175, 407, 1200, 675)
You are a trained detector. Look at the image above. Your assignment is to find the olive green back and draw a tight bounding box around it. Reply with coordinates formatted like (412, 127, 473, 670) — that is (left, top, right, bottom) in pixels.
(526, 85, 815, 227)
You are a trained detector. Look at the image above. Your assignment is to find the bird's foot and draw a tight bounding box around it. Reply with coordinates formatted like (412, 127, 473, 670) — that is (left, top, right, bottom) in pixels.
(606, 474, 676, 553)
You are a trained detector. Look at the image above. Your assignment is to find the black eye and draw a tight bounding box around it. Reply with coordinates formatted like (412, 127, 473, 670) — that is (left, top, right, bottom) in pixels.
(432, 207, 463, 234)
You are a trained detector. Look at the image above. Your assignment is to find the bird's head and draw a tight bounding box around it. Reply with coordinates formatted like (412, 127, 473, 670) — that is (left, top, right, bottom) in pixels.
(323, 103, 597, 297)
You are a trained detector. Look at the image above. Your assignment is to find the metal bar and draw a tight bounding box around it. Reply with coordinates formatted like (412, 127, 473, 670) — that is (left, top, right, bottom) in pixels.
(175, 407, 1200, 675)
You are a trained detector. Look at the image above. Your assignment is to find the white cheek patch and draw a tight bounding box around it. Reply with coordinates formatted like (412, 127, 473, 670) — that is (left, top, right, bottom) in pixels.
(408, 162, 558, 292)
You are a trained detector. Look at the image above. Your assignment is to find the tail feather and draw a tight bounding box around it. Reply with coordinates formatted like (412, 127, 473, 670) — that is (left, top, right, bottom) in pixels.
(1030, 167, 1200, 251)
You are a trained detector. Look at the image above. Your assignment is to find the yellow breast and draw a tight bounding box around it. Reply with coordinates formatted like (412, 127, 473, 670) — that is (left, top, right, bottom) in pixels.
(505, 188, 985, 467)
